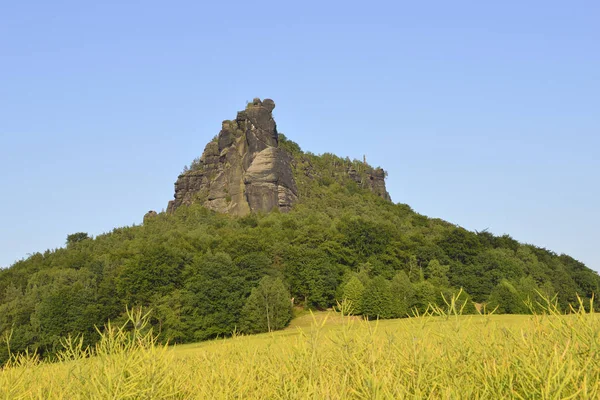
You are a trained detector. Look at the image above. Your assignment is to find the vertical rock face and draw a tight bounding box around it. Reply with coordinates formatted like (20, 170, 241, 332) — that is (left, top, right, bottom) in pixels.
(348, 167, 391, 202)
(167, 98, 299, 216)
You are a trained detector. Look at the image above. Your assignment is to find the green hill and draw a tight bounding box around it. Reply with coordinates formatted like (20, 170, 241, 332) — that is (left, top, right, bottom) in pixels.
(1, 99, 598, 363)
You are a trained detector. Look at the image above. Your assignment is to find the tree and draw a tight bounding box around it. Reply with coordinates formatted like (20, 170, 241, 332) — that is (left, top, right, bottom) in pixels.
(152, 290, 188, 343)
(241, 277, 292, 334)
(341, 275, 365, 315)
(438, 228, 483, 264)
(338, 216, 393, 259)
(66, 232, 90, 247)
(116, 244, 186, 306)
(487, 280, 526, 314)
(426, 259, 450, 288)
(283, 246, 340, 309)
(408, 256, 423, 283)
(412, 281, 436, 314)
(182, 252, 250, 341)
(389, 271, 414, 318)
(361, 276, 393, 319)
(551, 261, 580, 310)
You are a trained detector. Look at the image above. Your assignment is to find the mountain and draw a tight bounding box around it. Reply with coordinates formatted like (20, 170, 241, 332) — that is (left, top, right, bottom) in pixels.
(1, 99, 599, 363)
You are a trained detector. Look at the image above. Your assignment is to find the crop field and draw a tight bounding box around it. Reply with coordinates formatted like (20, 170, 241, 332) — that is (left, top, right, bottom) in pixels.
(1, 300, 599, 399)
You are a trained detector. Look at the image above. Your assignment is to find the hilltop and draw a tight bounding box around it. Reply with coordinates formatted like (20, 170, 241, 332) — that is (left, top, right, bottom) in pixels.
(164, 98, 390, 216)
(0, 99, 599, 363)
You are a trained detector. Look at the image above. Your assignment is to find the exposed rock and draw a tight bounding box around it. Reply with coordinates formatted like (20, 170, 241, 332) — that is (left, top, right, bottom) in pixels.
(143, 210, 158, 223)
(167, 99, 298, 215)
(167, 98, 392, 216)
(244, 147, 298, 212)
(348, 166, 391, 202)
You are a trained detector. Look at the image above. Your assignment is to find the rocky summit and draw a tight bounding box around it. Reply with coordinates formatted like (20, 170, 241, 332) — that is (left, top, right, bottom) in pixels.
(167, 98, 298, 215)
(167, 98, 391, 216)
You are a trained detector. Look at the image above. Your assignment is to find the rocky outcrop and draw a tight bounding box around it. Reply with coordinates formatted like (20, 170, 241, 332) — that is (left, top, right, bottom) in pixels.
(348, 166, 391, 202)
(167, 98, 393, 216)
(143, 210, 158, 223)
(167, 98, 298, 215)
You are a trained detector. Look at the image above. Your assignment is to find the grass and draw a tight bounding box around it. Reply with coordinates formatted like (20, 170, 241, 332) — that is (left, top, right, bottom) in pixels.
(1, 297, 600, 399)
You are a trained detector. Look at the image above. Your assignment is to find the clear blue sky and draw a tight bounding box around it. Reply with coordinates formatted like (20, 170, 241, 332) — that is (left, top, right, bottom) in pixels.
(1, 1, 598, 272)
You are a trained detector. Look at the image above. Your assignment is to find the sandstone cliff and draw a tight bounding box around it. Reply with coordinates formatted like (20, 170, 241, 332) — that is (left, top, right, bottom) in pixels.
(167, 98, 391, 216)
(348, 165, 391, 202)
(167, 98, 298, 215)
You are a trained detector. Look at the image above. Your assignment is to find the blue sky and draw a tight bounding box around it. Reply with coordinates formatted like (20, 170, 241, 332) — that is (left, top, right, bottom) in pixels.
(1, 1, 598, 272)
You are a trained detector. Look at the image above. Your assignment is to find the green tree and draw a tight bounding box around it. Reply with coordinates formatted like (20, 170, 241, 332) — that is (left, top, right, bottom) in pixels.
(389, 271, 414, 318)
(338, 216, 393, 259)
(182, 252, 250, 341)
(361, 276, 393, 319)
(427, 259, 450, 288)
(66, 232, 90, 247)
(341, 275, 365, 315)
(438, 228, 483, 264)
(152, 290, 188, 343)
(408, 256, 423, 283)
(551, 261, 580, 310)
(487, 280, 526, 314)
(116, 245, 187, 306)
(283, 246, 340, 309)
(412, 281, 436, 314)
(515, 276, 542, 313)
(241, 276, 293, 333)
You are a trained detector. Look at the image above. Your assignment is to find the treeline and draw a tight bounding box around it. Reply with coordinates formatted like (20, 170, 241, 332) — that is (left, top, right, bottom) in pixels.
(0, 136, 599, 364)
(337, 267, 559, 319)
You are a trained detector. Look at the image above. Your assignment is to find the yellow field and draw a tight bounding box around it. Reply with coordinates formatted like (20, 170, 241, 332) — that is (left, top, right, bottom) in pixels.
(1, 301, 599, 399)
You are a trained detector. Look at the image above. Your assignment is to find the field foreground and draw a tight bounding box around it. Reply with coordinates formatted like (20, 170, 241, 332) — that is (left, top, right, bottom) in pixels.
(2, 303, 600, 399)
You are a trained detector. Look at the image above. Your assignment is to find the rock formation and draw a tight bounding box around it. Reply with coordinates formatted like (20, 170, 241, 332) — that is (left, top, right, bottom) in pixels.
(167, 98, 298, 216)
(167, 98, 392, 216)
(348, 166, 391, 202)
(143, 210, 158, 223)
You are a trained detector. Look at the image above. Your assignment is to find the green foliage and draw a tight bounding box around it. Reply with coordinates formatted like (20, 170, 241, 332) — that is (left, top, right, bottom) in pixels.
(66, 232, 90, 247)
(488, 280, 528, 314)
(283, 246, 341, 309)
(361, 276, 393, 319)
(116, 245, 187, 306)
(412, 281, 437, 314)
(240, 276, 292, 333)
(182, 252, 256, 341)
(189, 156, 202, 171)
(439, 228, 483, 265)
(389, 271, 415, 318)
(278, 133, 302, 156)
(338, 216, 393, 259)
(407, 256, 423, 283)
(341, 275, 365, 315)
(426, 259, 450, 287)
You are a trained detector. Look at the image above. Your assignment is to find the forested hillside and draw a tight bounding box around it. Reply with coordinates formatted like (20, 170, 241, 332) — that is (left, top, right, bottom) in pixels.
(1, 133, 599, 364)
